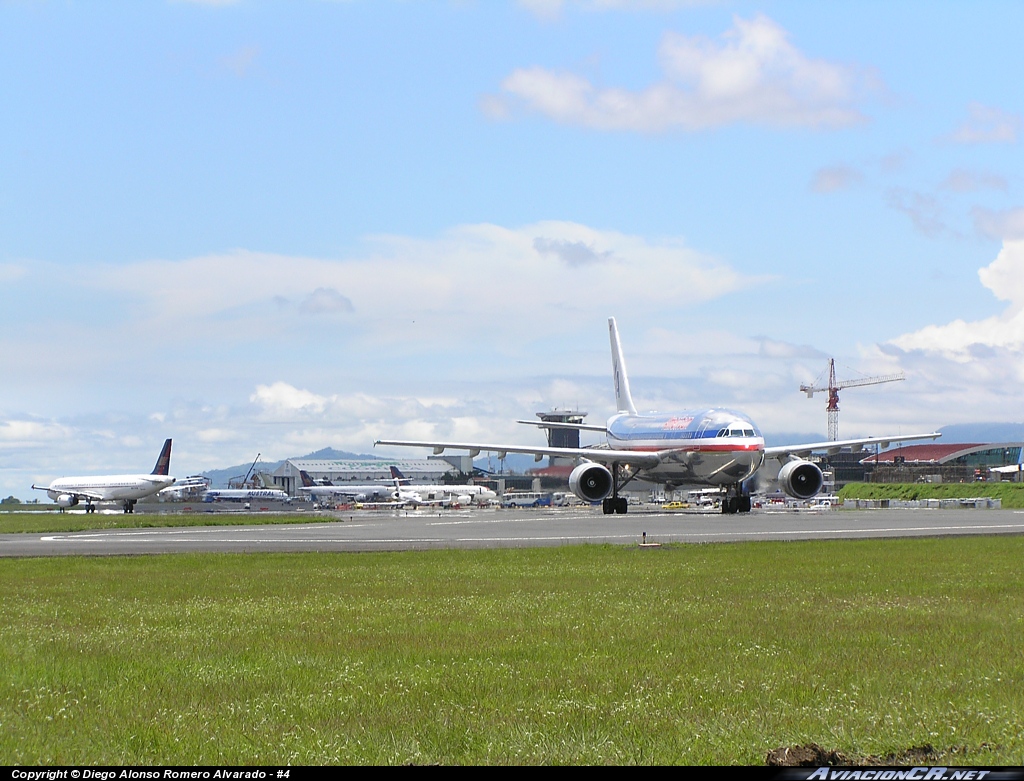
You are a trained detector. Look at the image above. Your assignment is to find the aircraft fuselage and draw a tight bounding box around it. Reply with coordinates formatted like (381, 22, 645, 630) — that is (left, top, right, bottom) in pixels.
(44, 475, 175, 503)
(605, 409, 765, 486)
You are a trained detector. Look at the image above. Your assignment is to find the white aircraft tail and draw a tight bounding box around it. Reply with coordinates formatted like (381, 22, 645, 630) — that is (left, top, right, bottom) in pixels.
(608, 317, 637, 415)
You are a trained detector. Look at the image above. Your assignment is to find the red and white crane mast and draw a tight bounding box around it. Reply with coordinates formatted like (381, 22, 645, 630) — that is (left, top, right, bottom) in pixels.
(799, 359, 905, 441)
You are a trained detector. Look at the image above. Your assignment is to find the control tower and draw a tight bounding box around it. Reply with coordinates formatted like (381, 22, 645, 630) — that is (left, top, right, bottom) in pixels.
(536, 408, 588, 468)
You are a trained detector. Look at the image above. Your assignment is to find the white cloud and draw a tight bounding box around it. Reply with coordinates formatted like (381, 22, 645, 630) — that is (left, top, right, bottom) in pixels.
(0, 419, 72, 446)
(810, 165, 862, 193)
(299, 287, 355, 315)
(973, 207, 1024, 241)
(948, 102, 1021, 144)
(250, 382, 329, 416)
(533, 237, 615, 266)
(940, 169, 1008, 193)
(0, 263, 27, 283)
(518, 0, 717, 21)
(891, 240, 1024, 359)
(70, 221, 752, 354)
(886, 188, 948, 237)
(221, 45, 260, 78)
(495, 15, 872, 131)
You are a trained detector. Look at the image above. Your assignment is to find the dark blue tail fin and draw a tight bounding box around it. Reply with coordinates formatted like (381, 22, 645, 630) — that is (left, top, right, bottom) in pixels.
(299, 470, 315, 488)
(389, 466, 409, 483)
(151, 439, 172, 476)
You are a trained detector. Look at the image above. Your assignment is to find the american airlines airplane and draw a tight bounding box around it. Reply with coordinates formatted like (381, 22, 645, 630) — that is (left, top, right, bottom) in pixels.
(376, 319, 941, 515)
(32, 439, 175, 514)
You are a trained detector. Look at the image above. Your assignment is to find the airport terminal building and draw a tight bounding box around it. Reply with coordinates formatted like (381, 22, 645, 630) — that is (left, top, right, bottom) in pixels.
(861, 442, 1024, 483)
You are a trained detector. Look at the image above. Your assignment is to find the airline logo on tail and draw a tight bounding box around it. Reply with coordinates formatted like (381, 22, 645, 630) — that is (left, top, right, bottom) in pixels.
(151, 439, 173, 476)
(609, 318, 637, 415)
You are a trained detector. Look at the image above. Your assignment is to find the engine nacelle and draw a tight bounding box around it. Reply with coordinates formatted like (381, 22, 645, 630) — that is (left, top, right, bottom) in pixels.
(56, 494, 79, 508)
(778, 459, 824, 500)
(569, 462, 614, 502)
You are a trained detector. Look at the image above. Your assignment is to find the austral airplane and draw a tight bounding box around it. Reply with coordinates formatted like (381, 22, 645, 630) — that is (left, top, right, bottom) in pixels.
(202, 487, 290, 503)
(376, 318, 941, 515)
(32, 439, 175, 514)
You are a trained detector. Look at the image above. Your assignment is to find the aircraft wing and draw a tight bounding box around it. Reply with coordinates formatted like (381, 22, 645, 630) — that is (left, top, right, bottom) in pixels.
(30, 484, 106, 501)
(764, 432, 942, 461)
(374, 439, 664, 468)
(515, 420, 610, 433)
(989, 464, 1023, 474)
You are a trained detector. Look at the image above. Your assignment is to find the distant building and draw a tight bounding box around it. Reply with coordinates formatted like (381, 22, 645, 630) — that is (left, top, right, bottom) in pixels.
(271, 457, 456, 495)
(528, 408, 590, 486)
(862, 442, 1024, 483)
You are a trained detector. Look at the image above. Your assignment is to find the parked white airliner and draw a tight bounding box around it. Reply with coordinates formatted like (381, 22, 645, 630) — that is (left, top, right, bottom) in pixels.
(377, 319, 941, 515)
(388, 466, 497, 507)
(32, 439, 175, 514)
(295, 470, 396, 503)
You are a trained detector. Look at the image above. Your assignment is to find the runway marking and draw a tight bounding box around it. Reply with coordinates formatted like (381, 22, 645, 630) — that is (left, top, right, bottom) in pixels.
(38, 523, 378, 541)
(426, 516, 595, 527)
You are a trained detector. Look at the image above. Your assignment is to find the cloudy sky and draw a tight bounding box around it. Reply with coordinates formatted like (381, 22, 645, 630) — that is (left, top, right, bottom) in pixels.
(2, 1, 1023, 494)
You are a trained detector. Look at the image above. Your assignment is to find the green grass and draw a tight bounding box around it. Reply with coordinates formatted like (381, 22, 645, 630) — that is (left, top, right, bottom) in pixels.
(0, 511, 334, 535)
(839, 481, 1024, 508)
(2, 539, 1022, 764)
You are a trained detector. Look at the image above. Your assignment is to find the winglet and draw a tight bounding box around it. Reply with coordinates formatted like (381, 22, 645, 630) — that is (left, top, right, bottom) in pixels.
(151, 439, 172, 476)
(608, 318, 637, 415)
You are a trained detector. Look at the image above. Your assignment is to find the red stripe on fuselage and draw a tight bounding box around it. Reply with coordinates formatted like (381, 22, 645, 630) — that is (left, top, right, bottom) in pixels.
(611, 444, 764, 453)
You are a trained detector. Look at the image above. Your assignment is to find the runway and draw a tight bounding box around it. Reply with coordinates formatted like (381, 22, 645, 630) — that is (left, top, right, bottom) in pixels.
(2, 506, 1024, 556)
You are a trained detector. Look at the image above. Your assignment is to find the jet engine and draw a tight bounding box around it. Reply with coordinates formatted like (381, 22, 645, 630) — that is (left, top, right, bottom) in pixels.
(569, 462, 614, 502)
(777, 459, 824, 500)
(56, 494, 79, 508)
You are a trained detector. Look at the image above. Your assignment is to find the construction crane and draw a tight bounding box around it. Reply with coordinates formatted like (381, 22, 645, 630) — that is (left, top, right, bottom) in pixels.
(800, 360, 905, 441)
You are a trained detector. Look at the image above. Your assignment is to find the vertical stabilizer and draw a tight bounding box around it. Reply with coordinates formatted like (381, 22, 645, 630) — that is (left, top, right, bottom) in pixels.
(608, 318, 637, 415)
(151, 439, 172, 476)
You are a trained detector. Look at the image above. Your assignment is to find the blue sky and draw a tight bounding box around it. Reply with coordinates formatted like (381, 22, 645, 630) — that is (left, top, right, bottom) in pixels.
(2, 1, 1023, 493)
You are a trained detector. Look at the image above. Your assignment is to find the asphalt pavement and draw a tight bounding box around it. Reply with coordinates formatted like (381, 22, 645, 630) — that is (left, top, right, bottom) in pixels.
(2, 506, 1023, 557)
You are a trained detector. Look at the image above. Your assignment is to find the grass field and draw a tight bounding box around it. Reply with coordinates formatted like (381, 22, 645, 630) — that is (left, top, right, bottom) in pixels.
(1, 538, 1022, 765)
(0, 511, 329, 535)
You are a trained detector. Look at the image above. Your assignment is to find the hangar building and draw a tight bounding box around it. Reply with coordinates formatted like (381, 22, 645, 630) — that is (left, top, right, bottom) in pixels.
(271, 456, 466, 496)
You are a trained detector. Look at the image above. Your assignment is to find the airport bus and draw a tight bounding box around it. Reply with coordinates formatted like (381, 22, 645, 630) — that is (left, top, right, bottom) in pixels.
(501, 491, 552, 508)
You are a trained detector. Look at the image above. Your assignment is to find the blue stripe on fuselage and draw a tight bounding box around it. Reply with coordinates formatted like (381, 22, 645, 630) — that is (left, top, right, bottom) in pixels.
(606, 409, 761, 444)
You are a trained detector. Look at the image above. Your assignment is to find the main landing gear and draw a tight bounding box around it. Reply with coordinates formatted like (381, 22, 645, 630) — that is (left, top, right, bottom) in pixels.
(122, 499, 137, 514)
(721, 485, 752, 514)
(602, 463, 635, 515)
(602, 496, 629, 515)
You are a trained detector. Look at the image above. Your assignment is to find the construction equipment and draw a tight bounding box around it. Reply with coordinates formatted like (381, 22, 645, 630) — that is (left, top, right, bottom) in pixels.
(800, 360, 905, 441)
